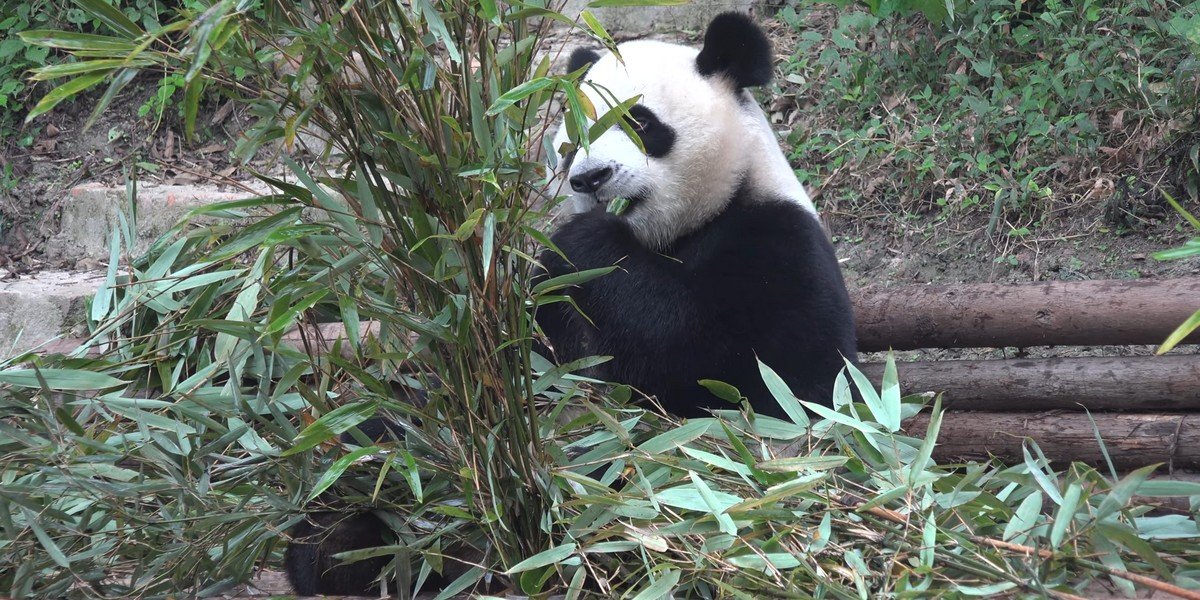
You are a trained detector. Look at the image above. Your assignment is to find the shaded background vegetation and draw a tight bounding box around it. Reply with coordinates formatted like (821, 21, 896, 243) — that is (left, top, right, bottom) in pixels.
(783, 0, 1200, 228)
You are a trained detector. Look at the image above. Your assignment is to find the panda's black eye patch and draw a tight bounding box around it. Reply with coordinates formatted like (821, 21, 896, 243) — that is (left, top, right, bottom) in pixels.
(625, 104, 675, 158)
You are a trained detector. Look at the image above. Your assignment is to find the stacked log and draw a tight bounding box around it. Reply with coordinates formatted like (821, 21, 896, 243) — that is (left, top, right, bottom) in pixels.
(852, 278, 1200, 352)
(854, 278, 1200, 470)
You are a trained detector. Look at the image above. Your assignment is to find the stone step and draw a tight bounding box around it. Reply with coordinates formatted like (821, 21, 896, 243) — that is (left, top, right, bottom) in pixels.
(45, 182, 266, 263)
(0, 269, 107, 357)
(560, 0, 749, 33)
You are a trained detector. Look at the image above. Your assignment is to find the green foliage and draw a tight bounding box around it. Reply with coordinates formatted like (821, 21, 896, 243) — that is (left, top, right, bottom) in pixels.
(780, 0, 1200, 233)
(812, 0, 955, 24)
(0, 0, 58, 146)
(1170, 1, 1200, 50)
(136, 72, 183, 120)
(2, 0, 230, 146)
(3, 0, 1200, 597)
(1153, 190, 1200, 353)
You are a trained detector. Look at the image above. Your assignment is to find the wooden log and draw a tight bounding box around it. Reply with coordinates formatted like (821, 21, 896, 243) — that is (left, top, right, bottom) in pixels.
(858, 355, 1200, 411)
(904, 411, 1200, 470)
(851, 278, 1200, 352)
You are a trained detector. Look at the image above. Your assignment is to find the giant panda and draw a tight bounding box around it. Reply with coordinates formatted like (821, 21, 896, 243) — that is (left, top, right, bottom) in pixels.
(283, 12, 858, 596)
(537, 12, 858, 418)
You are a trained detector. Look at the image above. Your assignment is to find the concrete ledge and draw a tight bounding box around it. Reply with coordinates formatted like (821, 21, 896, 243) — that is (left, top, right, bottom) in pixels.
(0, 269, 106, 357)
(45, 183, 263, 263)
(560, 0, 754, 34)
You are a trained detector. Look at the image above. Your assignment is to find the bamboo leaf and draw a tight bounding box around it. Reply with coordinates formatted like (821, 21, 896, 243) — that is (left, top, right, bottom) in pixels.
(757, 455, 848, 473)
(1162, 189, 1200, 231)
(283, 402, 378, 456)
(23, 508, 70, 568)
(1151, 243, 1200, 261)
(1137, 479, 1200, 496)
(532, 266, 617, 294)
(845, 357, 898, 431)
(183, 76, 205, 140)
(503, 543, 576, 574)
(579, 10, 615, 49)
(1097, 464, 1160, 522)
(431, 566, 485, 600)
(71, 0, 144, 38)
(798, 398, 882, 439)
(0, 368, 125, 391)
(584, 95, 640, 147)
(698, 379, 742, 404)
(955, 582, 1018, 596)
(1096, 520, 1173, 578)
(1049, 483, 1081, 549)
(630, 568, 680, 600)
(83, 67, 137, 131)
(263, 289, 329, 335)
(30, 58, 153, 80)
(908, 394, 943, 483)
(487, 77, 557, 115)
(25, 72, 107, 122)
(637, 419, 712, 454)
(657, 481, 741, 514)
(757, 359, 810, 428)
(725, 552, 801, 571)
(1156, 308, 1200, 355)
(309, 446, 382, 499)
(18, 30, 138, 52)
(1022, 442, 1063, 504)
(1003, 491, 1042, 543)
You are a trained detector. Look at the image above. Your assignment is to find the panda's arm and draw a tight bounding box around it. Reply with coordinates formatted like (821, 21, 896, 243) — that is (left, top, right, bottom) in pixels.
(539, 211, 716, 351)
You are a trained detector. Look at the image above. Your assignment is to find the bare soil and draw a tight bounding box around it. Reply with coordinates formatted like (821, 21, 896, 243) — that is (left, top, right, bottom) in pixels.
(0, 76, 254, 271)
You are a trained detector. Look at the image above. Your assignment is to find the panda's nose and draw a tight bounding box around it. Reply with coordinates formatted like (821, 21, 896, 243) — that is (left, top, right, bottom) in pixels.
(569, 167, 613, 194)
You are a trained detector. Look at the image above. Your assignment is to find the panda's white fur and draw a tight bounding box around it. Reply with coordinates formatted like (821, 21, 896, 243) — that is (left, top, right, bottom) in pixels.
(742, 98, 816, 211)
(550, 40, 815, 251)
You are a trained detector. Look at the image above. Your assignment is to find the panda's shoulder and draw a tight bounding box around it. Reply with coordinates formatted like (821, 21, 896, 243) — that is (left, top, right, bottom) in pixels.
(711, 191, 825, 242)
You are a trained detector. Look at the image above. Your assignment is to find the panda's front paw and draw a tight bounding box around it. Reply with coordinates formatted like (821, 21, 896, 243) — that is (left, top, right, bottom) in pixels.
(557, 210, 633, 244)
(548, 211, 638, 272)
(537, 245, 574, 279)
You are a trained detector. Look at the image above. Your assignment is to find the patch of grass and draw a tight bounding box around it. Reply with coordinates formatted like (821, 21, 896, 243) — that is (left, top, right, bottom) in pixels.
(776, 0, 1200, 236)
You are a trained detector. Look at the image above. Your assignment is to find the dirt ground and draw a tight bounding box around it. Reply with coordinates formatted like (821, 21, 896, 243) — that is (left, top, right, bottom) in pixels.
(0, 76, 259, 270)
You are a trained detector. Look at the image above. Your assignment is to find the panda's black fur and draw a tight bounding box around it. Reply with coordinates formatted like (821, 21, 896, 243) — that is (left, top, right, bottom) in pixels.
(283, 511, 394, 596)
(283, 12, 857, 595)
(537, 183, 856, 418)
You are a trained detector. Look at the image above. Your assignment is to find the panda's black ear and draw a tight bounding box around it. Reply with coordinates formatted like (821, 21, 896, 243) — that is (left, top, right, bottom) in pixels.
(695, 12, 772, 88)
(567, 47, 602, 76)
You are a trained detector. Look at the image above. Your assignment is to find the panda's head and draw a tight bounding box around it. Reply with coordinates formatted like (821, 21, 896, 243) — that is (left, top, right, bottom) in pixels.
(552, 13, 780, 249)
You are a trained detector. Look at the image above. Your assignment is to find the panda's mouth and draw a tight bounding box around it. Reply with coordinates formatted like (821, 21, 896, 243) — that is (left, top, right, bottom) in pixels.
(620, 191, 648, 212)
(600, 190, 648, 215)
